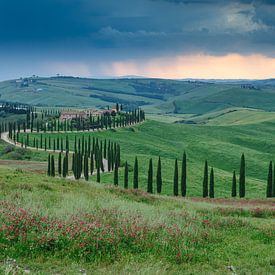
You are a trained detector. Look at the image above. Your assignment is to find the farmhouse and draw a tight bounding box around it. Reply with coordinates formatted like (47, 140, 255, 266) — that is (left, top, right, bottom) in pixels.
(60, 111, 86, 121)
(85, 109, 116, 116)
(60, 108, 117, 121)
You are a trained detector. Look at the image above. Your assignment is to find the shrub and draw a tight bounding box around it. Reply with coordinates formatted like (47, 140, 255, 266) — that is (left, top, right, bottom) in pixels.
(0, 202, 215, 264)
(1, 145, 14, 155)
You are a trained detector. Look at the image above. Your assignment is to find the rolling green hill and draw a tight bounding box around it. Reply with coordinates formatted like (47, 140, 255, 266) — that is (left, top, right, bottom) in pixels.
(2, 77, 275, 116)
(1, 77, 275, 273)
(19, 118, 275, 198)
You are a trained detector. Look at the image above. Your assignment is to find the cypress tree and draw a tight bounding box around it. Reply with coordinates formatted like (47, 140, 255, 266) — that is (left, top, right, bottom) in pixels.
(181, 151, 187, 197)
(203, 160, 208, 198)
(133, 157, 138, 189)
(74, 152, 80, 180)
(273, 164, 275, 197)
(72, 153, 75, 173)
(90, 152, 94, 175)
(100, 147, 104, 172)
(47, 154, 51, 176)
(209, 167, 214, 198)
(44, 137, 47, 151)
(147, 158, 153, 194)
(104, 139, 107, 158)
(266, 161, 273, 198)
(96, 159, 101, 183)
(124, 161, 128, 189)
(239, 153, 246, 198)
(78, 153, 83, 179)
(173, 159, 179, 196)
(232, 170, 237, 197)
(117, 144, 121, 167)
(107, 147, 111, 172)
(62, 155, 67, 178)
(156, 157, 162, 194)
(84, 155, 89, 181)
(114, 156, 119, 186)
(58, 152, 62, 176)
(51, 155, 55, 177)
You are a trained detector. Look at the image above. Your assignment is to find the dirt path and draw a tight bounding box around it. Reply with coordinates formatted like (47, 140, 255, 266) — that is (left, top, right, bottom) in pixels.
(0, 121, 143, 178)
(1, 131, 108, 172)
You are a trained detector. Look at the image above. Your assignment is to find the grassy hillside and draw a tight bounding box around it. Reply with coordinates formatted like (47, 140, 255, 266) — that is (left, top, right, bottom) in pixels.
(0, 166, 274, 274)
(2, 77, 275, 116)
(1, 77, 275, 273)
(171, 108, 275, 126)
(19, 118, 275, 198)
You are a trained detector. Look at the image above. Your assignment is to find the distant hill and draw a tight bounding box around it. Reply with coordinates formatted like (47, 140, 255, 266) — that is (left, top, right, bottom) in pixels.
(1, 76, 275, 115)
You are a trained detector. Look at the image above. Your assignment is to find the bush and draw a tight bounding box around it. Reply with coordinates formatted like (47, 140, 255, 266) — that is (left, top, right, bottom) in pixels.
(1, 145, 14, 155)
(7, 148, 31, 160)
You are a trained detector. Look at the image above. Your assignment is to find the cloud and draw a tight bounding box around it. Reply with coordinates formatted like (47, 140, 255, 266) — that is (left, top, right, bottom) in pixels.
(98, 26, 166, 37)
(44, 62, 91, 77)
(1, 0, 275, 79)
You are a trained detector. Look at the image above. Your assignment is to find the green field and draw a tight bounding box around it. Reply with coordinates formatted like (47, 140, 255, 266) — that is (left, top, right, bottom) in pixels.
(0, 166, 274, 274)
(18, 116, 275, 198)
(2, 77, 275, 116)
(1, 77, 275, 273)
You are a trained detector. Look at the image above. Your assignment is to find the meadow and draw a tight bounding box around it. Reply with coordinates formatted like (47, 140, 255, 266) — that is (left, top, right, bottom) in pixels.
(1, 77, 275, 274)
(0, 166, 274, 274)
(17, 117, 275, 198)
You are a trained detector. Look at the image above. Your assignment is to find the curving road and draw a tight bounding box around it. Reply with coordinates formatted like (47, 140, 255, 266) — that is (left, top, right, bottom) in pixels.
(1, 131, 108, 173)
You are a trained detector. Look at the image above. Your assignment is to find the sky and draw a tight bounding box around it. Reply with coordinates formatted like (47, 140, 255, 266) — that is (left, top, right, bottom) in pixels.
(0, 0, 275, 80)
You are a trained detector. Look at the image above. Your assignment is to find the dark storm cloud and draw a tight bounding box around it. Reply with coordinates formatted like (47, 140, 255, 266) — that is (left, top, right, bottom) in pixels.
(0, 0, 275, 79)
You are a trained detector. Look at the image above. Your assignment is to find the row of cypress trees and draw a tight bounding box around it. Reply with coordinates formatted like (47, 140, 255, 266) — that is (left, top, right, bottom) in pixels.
(203, 154, 245, 198)
(18, 134, 119, 164)
(115, 152, 274, 198)
(113, 153, 188, 196)
(48, 148, 275, 198)
(9, 108, 145, 138)
(48, 152, 69, 178)
(47, 140, 120, 181)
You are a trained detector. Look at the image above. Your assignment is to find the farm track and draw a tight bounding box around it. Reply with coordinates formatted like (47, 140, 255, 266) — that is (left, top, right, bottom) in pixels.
(0, 121, 143, 176)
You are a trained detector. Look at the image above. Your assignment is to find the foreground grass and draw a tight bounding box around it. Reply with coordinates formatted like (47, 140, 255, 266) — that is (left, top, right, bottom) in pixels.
(0, 166, 274, 274)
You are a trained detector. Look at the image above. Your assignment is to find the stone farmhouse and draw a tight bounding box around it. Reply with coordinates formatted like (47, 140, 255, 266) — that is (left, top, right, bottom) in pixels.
(60, 108, 117, 121)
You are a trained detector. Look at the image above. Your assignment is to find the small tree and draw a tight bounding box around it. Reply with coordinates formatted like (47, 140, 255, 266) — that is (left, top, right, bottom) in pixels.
(202, 160, 208, 198)
(58, 152, 62, 176)
(114, 156, 119, 186)
(173, 159, 179, 196)
(147, 158, 153, 193)
(209, 167, 214, 198)
(84, 154, 89, 181)
(124, 161, 129, 189)
(133, 157, 138, 189)
(239, 153, 246, 198)
(51, 155, 55, 177)
(47, 154, 51, 176)
(232, 170, 237, 197)
(62, 155, 67, 178)
(90, 153, 94, 175)
(266, 161, 273, 198)
(96, 159, 100, 183)
(156, 157, 162, 194)
(181, 151, 187, 197)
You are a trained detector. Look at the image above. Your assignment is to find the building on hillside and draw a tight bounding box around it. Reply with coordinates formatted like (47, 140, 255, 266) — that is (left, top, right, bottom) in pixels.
(60, 108, 117, 121)
(84, 109, 117, 116)
(60, 111, 86, 121)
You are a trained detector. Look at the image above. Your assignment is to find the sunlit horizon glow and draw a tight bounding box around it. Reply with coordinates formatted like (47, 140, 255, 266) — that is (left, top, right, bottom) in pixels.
(104, 53, 275, 80)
